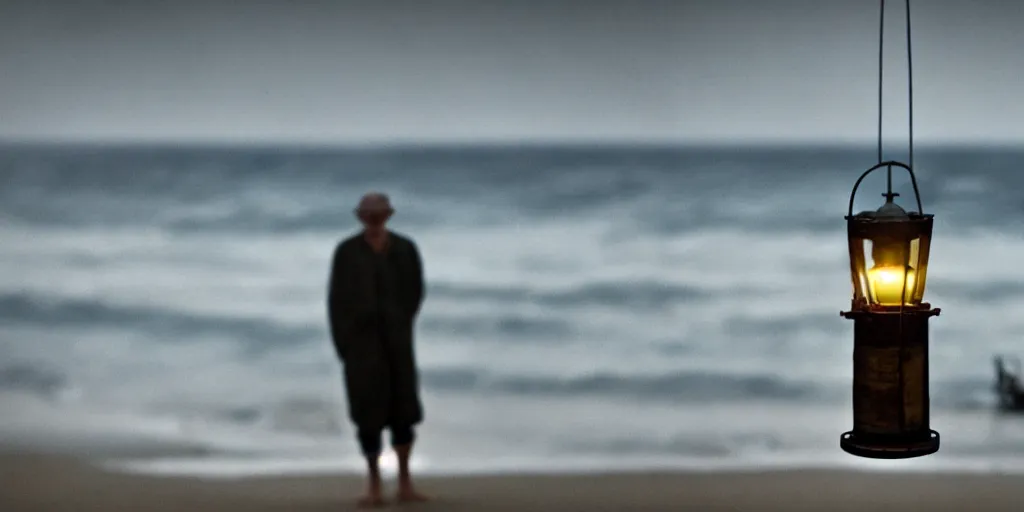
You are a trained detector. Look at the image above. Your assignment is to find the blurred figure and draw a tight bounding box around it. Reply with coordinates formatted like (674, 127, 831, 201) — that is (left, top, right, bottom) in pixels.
(327, 192, 427, 507)
(994, 355, 1024, 411)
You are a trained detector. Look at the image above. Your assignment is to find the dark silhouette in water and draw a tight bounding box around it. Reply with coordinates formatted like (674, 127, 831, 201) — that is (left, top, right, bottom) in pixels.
(327, 192, 428, 507)
(994, 355, 1024, 412)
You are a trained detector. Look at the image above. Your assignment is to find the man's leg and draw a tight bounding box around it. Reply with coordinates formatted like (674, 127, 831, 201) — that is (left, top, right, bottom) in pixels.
(356, 427, 386, 507)
(391, 425, 428, 502)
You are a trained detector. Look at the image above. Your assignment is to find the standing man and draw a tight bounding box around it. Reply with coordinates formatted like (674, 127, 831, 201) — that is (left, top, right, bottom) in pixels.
(328, 192, 427, 507)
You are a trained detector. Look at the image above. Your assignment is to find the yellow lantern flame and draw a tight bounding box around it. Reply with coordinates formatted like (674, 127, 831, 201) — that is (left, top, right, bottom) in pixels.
(867, 265, 916, 306)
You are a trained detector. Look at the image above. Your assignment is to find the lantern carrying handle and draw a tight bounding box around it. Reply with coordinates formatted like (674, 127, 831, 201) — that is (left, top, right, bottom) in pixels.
(846, 160, 925, 217)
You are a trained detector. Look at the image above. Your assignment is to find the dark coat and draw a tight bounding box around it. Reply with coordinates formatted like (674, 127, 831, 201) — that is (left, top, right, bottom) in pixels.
(327, 231, 425, 430)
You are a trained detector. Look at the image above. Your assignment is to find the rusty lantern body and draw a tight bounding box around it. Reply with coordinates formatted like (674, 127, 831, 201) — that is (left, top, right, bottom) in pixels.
(840, 161, 940, 459)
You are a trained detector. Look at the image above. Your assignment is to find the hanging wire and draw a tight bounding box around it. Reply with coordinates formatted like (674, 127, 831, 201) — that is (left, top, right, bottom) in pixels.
(905, 0, 914, 171)
(876, 0, 917, 209)
(877, 0, 915, 169)
(877, 0, 884, 163)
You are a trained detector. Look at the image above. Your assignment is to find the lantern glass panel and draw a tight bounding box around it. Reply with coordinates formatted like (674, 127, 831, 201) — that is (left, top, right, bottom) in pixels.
(848, 226, 931, 307)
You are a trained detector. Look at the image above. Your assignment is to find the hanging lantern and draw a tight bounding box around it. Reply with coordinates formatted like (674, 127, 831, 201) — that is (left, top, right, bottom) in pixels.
(840, 161, 940, 459)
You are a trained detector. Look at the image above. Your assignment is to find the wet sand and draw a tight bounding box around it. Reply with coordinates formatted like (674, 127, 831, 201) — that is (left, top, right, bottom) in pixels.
(2, 453, 1023, 511)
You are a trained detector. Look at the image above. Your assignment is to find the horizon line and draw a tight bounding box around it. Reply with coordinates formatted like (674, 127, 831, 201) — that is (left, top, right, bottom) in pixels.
(2, 138, 1022, 152)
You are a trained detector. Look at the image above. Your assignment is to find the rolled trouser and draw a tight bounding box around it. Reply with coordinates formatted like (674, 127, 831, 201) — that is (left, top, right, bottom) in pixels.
(357, 424, 416, 457)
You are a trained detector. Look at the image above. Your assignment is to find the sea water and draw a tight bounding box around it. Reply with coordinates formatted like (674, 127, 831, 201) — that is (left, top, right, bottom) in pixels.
(2, 143, 1024, 477)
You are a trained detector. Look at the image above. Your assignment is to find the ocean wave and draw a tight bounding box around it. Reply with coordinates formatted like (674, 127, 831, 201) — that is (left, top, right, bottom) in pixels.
(420, 315, 572, 339)
(0, 361, 69, 399)
(0, 291, 320, 349)
(159, 208, 444, 234)
(426, 280, 719, 309)
(414, 366, 1001, 409)
(146, 396, 347, 436)
(929, 279, 1024, 304)
(0, 353, 1000, 413)
(418, 366, 831, 402)
(6, 145, 1023, 236)
(561, 431, 787, 458)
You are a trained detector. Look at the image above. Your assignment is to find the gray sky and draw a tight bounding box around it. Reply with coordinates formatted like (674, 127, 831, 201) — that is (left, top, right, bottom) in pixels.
(0, 0, 1021, 145)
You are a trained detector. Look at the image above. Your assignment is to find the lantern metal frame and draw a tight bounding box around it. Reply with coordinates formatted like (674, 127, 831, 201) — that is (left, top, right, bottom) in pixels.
(845, 161, 933, 310)
(839, 160, 940, 459)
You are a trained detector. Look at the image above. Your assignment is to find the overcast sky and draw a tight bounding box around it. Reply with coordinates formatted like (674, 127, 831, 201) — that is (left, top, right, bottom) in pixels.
(0, 0, 1021, 145)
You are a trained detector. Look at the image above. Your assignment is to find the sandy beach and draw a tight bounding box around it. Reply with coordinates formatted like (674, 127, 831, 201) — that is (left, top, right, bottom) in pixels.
(1, 453, 1022, 511)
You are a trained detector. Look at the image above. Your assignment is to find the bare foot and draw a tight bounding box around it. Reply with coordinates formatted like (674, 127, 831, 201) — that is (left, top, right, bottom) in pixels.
(357, 493, 387, 508)
(397, 486, 430, 503)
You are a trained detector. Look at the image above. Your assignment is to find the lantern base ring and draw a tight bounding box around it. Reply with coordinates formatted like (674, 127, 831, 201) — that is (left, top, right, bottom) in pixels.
(840, 430, 939, 459)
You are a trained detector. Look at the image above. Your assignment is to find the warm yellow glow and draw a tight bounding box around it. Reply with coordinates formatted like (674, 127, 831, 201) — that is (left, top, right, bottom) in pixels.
(867, 265, 916, 306)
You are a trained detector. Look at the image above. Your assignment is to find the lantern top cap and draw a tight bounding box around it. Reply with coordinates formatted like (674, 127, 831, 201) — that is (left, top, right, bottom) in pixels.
(852, 200, 911, 220)
(875, 200, 908, 217)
